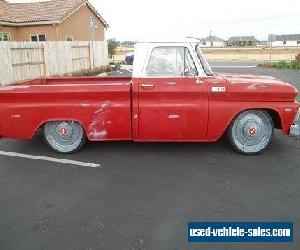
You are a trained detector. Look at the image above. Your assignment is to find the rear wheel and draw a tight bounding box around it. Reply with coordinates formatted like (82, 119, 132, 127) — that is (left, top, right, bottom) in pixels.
(43, 121, 86, 153)
(227, 110, 274, 155)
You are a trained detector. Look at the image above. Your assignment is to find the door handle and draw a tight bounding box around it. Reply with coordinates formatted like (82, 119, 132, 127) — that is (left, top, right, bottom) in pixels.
(196, 79, 204, 84)
(195, 77, 204, 84)
(141, 84, 155, 89)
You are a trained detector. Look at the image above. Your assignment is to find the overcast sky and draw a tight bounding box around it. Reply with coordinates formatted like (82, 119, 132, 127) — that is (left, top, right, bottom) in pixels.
(9, 0, 300, 41)
(91, 0, 300, 41)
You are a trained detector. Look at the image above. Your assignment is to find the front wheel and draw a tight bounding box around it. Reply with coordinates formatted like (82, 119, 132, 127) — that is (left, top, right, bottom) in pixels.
(227, 110, 274, 155)
(43, 121, 86, 153)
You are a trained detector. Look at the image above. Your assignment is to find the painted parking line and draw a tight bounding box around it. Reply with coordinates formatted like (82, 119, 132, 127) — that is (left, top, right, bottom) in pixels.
(0, 150, 101, 168)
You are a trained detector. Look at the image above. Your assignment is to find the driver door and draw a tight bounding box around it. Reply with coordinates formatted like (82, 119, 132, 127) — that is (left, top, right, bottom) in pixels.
(137, 46, 209, 141)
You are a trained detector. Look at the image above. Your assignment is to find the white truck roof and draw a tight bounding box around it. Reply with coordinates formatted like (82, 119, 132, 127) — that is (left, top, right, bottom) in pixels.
(136, 37, 202, 43)
(132, 41, 207, 78)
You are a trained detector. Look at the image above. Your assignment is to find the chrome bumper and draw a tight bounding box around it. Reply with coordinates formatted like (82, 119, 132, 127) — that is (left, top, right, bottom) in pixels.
(290, 108, 300, 137)
(290, 124, 300, 137)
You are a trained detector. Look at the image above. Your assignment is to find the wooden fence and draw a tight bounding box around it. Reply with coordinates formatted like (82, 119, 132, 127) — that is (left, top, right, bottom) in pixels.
(0, 41, 108, 85)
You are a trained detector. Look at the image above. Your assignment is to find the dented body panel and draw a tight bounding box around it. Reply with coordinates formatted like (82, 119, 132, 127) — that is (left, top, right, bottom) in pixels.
(0, 77, 132, 141)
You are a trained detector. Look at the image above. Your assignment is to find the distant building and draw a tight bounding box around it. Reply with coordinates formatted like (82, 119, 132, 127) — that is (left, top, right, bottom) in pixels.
(0, 0, 108, 42)
(269, 34, 300, 47)
(227, 36, 258, 47)
(199, 35, 225, 47)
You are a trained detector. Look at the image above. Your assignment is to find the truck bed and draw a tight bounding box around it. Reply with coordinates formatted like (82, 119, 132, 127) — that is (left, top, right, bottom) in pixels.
(15, 76, 132, 86)
(0, 76, 133, 141)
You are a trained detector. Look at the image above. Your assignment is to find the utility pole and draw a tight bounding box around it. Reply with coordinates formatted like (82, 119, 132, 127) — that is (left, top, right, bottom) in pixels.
(90, 16, 96, 69)
(269, 38, 272, 62)
(269, 34, 275, 62)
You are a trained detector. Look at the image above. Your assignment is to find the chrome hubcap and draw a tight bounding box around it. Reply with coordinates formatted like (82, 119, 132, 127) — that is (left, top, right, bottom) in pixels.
(44, 121, 84, 153)
(232, 112, 273, 153)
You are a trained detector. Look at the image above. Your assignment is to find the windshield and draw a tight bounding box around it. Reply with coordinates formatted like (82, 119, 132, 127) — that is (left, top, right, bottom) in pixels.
(195, 44, 214, 76)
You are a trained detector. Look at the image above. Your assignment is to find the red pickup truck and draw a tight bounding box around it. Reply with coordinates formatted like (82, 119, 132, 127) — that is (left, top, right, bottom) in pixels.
(0, 42, 299, 154)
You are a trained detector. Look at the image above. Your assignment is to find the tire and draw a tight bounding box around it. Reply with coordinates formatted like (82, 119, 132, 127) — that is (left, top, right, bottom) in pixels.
(227, 110, 274, 155)
(43, 121, 86, 154)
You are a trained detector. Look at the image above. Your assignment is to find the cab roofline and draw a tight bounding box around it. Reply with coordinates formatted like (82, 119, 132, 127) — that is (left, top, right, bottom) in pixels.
(136, 38, 201, 44)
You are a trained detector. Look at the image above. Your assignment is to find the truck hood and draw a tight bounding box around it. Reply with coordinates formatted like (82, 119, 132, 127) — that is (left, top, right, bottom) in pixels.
(220, 73, 299, 102)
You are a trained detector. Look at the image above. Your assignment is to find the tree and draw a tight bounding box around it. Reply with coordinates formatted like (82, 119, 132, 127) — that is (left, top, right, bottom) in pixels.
(108, 38, 117, 60)
(295, 53, 300, 63)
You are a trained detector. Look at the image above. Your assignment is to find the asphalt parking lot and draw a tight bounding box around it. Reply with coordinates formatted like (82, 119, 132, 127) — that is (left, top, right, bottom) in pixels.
(0, 65, 300, 250)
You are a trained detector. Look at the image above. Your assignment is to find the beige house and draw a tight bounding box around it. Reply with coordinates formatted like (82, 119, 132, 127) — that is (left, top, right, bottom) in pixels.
(0, 0, 109, 42)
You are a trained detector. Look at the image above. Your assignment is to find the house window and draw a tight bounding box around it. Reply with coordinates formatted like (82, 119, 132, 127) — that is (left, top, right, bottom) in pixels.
(0, 32, 11, 41)
(297, 41, 300, 44)
(66, 36, 73, 42)
(31, 34, 46, 42)
(202, 42, 206, 46)
(283, 41, 287, 45)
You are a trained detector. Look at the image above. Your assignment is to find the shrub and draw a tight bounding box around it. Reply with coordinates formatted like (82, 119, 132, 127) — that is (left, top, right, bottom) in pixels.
(259, 58, 300, 70)
(108, 38, 117, 59)
(291, 60, 300, 70)
(72, 66, 113, 77)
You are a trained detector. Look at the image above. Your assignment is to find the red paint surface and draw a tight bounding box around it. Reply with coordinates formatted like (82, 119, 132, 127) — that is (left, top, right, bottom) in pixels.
(0, 74, 298, 142)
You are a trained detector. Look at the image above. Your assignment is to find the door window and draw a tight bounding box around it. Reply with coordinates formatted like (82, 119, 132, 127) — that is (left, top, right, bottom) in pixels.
(146, 47, 197, 77)
(184, 47, 198, 76)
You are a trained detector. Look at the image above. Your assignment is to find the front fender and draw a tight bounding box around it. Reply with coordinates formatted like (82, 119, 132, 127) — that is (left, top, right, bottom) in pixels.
(207, 101, 299, 141)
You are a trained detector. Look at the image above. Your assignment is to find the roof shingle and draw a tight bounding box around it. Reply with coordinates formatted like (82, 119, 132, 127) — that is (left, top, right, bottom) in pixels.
(0, 0, 108, 27)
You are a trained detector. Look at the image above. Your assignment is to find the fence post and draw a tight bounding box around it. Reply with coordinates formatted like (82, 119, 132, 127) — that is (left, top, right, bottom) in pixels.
(41, 43, 46, 77)
(89, 41, 95, 69)
(0, 43, 14, 85)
